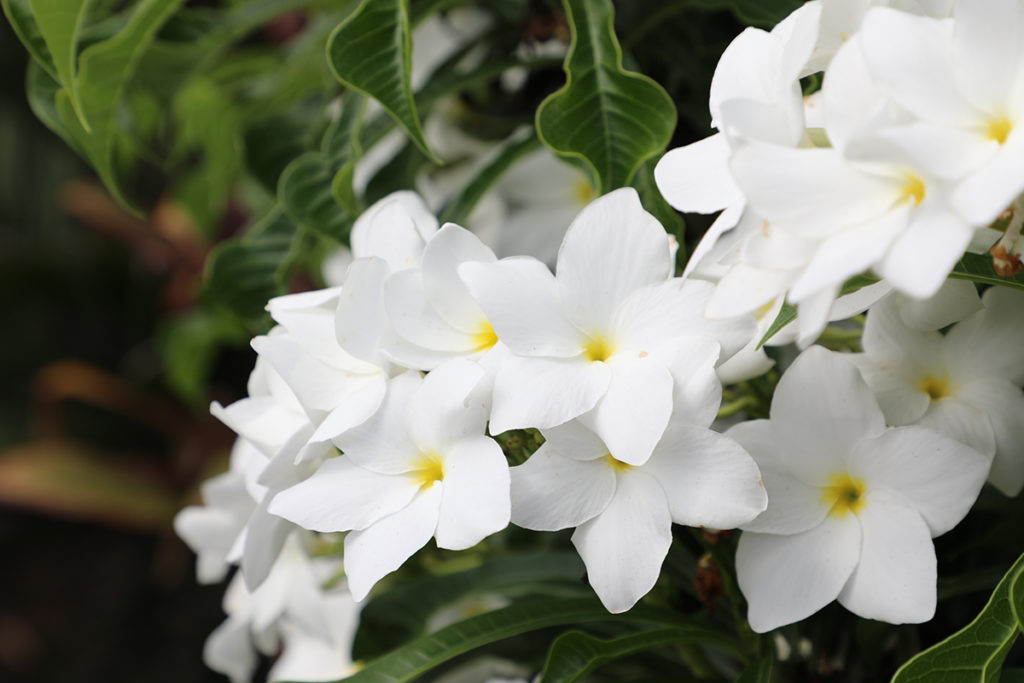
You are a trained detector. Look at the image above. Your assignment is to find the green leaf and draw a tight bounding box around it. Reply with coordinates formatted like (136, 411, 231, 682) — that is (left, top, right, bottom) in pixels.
(160, 310, 247, 406)
(539, 627, 709, 683)
(687, 0, 803, 28)
(52, 0, 187, 209)
(757, 273, 879, 348)
(338, 597, 742, 683)
(736, 657, 774, 683)
(949, 252, 1024, 292)
(27, 0, 92, 130)
(440, 131, 542, 225)
(2, 0, 58, 79)
(892, 552, 1024, 683)
(535, 0, 676, 193)
(203, 209, 299, 329)
(326, 0, 438, 162)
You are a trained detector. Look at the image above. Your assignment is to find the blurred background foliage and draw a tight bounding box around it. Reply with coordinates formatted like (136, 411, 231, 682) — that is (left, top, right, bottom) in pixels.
(4, 1, 1022, 682)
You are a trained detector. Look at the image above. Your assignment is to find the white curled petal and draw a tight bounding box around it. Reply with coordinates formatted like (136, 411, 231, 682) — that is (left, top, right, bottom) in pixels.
(946, 287, 1024, 386)
(384, 269, 476, 352)
(460, 257, 583, 357)
(578, 359, 673, 466)
(489, 357, 610, 433)
(644, 424, 767, 529)
(344, 484, 443, 601)
(422, 223, 496, 331)
(540, 420, 611, 461)
(556, 188, 672, 330)
(706, 264, 794, 320)
(683, 204, 742, 278)
(952, 134, 1024, 226)
(571, 471, 672, 613)
(335, 257, 391, 364)
(350, 191, 438, 259)
(955, 379, 1024, 496)
(847, 425, 988, 536)
(874, 203, 974, 299)
(917, 397, 997, 459)
(409, 358, 487, 453)
(355, 198, 430, 270)
(837, 492, 936, 624)
(309, 376, 387, 445)
(435, 436, 510, 550)
(770, 347, 886, 484)
(333, 372, 421, 474)
(727, 420, 830, 535)
(654, 135, 741, 214)
(268, 457, 419, 532)
(665, 336, 722, 427)
(240, 502, 293, 591)
(510, 444, 616, 530)
(736, 515, 861, 633)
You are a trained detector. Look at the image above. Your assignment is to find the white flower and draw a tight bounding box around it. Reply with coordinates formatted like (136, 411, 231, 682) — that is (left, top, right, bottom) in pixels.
(850, 285, 1024, 495)
(461, 188, 753, 466)
(731, 346, 988, 632)
(203, 535, 359, 683)
(269, 359, 510, 600)
(510, 415, 766, 613)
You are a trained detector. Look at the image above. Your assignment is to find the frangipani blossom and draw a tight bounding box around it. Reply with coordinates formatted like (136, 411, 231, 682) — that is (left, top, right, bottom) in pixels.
(462, 188, 754, 466)
(511, 416, 766, 613)
(850, 286, 1024, 495)
(269, 359, 510, 600)
(732, 346, 988, 632)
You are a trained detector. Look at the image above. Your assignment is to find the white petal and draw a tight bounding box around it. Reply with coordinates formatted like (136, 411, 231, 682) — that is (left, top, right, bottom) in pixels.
(241, 501, 293, 591)
(917, 397, 997, 459)
(644, 424, 767, 529)
(571, 471, 672, 613)
(956, 379, 1024, 496)
(268, 457, 419, 532)
(335, 257, 391, 364)
(460, 257, 583, 357)
(351, 194, 433, 268)
(384, 268, 477, 351)
(875, 202, 974, 299)
(540, 420, 611, 461)
(728, 419, 830, 535)
(510, 444, 616, 530)
(837, 492, 936, 624)
(769, 347, 886, 485)
(848, 354, 931, 425)
(333, 371, 421, 474)
(490, 356, 610, 433)
(736, 515, 861, 633)
(249, 336, 354, 415)
(204, 613, 258, 683)
(706, 264, 795, 319)
(422, 223, 496, 331)
(847, 425, 988, 536)
(578, 359, 673, 466)
(344, 483, 442, 601)
(654, 135, 741, 214)
(946, 286, 1024, 386)
(435, 435, 511, 549)
(309, 376, 387, 444)
(682, 203, 742, 278)
(896, 279, 982, 330)
(952, 0, 1024, 113)
(952, 132, 1024, 225)
(556, 188, 672, 332)
(409, 358, 487, 453)
(665, 337, 723, 428)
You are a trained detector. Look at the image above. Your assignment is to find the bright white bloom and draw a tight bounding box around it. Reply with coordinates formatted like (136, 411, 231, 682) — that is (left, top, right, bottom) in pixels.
(461, 188, 753, 466)
(732, 346, 988, 632)
(269, 359, 510, 600)
(850, 286, 1024, 495)
(203, 535, 359, 683)
(511, 414, 766, 613)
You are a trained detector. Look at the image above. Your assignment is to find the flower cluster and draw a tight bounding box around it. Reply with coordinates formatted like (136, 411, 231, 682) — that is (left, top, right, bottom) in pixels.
(656, 0, 1024, 347)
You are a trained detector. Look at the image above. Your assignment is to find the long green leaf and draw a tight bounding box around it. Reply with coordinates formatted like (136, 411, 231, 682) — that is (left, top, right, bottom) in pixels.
(53, 0, 187, 209)
(949, 252, 1024, 292)
(326, 0, 437, 162)
(27, 0, 92, 129)
(539, 627, 712, 683)
(535, 0, 676, 193)
(2, 0, 58, 79)
(892, 552, 1024, 683)
(335, 598, 742, 683)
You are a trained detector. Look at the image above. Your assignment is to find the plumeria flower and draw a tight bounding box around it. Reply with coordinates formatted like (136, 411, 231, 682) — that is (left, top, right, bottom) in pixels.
(382, 223, 507, 372)
(203, 534, 359, 683)
(510, 414, 766, 613)
(850, 285, 1024, 495)
(269, 359, 510, 600)
(461, 188, 754, 466)
(731, 346, 988, 632)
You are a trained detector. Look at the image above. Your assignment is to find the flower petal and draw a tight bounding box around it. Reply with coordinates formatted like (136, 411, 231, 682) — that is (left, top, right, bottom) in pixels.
(946, 286, 1024, 386)
(384, 268, 477, 352)
(435, 435, 510, 549)
(344, 483, 442, 601)
(654, 135, 741, 214)
(736, 515, 861, 633)
(510, 444, 616, 530)
(333, 372, 421, 474)
(409, 358, 488, 453)
(422, 223, 496, 331)
(956, 378, 1024, 496)
(571, 470, 672, 613)
(490, 356, 610, 433)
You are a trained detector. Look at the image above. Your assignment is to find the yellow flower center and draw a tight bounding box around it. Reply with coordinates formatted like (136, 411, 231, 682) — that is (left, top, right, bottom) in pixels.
(604, 454, 634, 473)
(410, 451, 445, 488)
(470, 319, 499, 351)
(582, 335, 616, 362)
(822, 473, 866, 517)
(918, 374, 951, 400)
(986, 114, 1013, 145)
(573, 179, 596, 206)
(899, 173, 926, 206)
